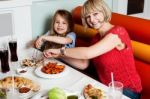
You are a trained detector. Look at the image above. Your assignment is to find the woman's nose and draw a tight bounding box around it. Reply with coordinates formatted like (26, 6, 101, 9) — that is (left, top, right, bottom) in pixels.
(90, 16, 95, 23)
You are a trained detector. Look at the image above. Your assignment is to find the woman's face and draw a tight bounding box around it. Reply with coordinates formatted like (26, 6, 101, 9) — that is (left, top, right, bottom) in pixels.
(85, 11, 104, 29)
(54, 14, 68, 34)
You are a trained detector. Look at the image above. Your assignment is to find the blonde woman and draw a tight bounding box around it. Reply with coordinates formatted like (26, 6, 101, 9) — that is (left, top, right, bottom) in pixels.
(44, 0, 142, 99)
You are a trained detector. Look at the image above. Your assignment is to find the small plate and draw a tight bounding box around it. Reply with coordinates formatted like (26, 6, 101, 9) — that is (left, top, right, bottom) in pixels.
(16, 67, 28, 75)
(34, 63, 69, 79)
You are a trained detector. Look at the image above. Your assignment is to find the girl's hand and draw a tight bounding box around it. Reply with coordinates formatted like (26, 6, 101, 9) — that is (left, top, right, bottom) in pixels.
(35, 36, 44, 49)
(43, 49, 60, 58)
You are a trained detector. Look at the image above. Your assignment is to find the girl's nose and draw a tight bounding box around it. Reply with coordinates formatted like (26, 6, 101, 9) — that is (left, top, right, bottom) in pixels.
(58, 23, 62, 27)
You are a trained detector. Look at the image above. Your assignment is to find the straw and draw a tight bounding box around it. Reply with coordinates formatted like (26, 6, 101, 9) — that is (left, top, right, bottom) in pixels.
(12, 73, 15, 93)
(10, 62, 15, 94)
(111, 72, 115, 93)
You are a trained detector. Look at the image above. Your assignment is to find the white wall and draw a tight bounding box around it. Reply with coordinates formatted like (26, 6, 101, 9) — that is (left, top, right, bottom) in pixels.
(135, 0, 150, 19)
(112, 0, 150, 20)
(31, 0, 86, 38)
(112, 0, 128, 14)
(0, 0, 32, 53)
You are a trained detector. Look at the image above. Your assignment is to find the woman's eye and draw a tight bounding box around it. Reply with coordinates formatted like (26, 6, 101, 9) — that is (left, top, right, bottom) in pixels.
(85, 16, 90, 20)
(93, 13, 98, 16)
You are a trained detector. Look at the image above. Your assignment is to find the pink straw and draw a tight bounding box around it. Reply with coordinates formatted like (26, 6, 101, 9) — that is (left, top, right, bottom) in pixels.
(111, 72, 115, 92)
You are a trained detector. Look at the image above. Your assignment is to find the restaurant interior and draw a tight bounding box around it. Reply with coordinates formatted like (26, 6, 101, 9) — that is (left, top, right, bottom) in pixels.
(0, 0, 150, 99)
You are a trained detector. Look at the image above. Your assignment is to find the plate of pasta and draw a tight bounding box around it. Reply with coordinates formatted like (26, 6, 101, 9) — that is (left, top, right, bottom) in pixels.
(34, 62, 69, 79)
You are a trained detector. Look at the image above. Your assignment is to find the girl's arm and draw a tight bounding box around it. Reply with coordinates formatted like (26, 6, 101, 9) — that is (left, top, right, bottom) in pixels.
(35, 34, 73, 49)
(41, 35, 72, 44)
(44, 33, 123, 59)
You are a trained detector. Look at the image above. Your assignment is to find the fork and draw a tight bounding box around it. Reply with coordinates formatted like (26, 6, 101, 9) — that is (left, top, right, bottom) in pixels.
(32, 48, 38, 62)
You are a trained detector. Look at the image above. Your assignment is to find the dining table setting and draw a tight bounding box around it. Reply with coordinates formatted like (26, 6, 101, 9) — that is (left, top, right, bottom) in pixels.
(0, 48, 131, 99)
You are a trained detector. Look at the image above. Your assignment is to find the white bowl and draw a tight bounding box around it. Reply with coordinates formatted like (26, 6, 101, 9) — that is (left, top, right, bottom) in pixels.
(16, 67, 28, 75)
(18, 86, 32, 98)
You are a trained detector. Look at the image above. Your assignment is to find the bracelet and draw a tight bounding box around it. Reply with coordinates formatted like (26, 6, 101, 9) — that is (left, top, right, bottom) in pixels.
(60, 47, 66, 55)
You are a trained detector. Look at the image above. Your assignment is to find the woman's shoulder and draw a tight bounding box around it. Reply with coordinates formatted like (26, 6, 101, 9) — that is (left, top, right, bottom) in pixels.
(111, 25, 127, 32)
(108, 25, 128, 36)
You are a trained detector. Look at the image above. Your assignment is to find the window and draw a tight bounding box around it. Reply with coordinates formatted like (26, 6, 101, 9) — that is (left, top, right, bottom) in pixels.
(0, 12, 13, 37)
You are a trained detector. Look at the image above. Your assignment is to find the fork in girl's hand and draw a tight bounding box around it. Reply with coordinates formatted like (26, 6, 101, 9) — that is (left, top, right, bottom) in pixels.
(32, 48, 38, 61)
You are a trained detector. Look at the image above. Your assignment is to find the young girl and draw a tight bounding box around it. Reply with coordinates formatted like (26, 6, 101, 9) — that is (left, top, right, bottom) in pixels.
(35, 9, 76, 51)
(43, 0, 142, 99)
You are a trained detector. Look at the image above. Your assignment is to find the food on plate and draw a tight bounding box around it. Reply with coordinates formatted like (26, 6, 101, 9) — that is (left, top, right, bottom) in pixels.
(22, 58, 42, 67)
(19, 86, 31, 93)
(48, 87, 66, 99)
(0, 76, 40, 92)
(83, 84, 104, 99)
(41, 62, 65, 74)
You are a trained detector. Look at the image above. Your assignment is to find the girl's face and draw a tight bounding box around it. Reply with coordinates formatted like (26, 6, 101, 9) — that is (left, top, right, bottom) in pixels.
(85, 11, 104, 29)
(54, 14, 68, 34)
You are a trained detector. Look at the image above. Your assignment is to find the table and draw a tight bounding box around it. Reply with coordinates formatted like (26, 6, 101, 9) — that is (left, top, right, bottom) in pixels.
(0, 48, 130, 99)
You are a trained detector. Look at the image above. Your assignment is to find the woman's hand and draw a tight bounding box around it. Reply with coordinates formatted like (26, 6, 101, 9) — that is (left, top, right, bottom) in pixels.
(43, 49, 61, 58)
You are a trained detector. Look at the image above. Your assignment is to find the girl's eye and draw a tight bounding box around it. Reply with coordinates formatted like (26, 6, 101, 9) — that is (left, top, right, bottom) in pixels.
(63, 22, 67, 24)
(55, 21, 59, 23)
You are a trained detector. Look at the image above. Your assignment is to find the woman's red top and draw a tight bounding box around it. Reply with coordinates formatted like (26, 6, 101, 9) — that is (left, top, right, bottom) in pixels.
(91, 26, 142, 93)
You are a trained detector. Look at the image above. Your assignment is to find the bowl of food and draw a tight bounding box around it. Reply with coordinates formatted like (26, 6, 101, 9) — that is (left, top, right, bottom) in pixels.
(18, 86, 32, 98)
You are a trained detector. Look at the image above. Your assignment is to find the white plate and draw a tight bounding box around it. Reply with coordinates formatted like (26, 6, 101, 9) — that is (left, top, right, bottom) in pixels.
(34, 63, 69, 79)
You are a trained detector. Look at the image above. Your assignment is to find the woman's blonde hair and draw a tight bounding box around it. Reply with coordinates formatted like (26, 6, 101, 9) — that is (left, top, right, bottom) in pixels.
(81, 0, 112, 28)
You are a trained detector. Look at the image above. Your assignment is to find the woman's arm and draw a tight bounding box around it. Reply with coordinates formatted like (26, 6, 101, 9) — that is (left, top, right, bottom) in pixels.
(44, 33, 123, 59)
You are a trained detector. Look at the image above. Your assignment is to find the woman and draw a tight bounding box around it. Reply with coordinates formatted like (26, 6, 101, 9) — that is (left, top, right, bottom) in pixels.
(44, 0, 142, 99)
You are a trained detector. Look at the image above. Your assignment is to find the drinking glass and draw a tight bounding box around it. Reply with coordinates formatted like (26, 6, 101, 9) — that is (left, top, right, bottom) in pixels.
(108, 81, 123, 99)
(0, 48, 10, 73)
(9, 37, 18, 62)
(6, 88, 20, 99)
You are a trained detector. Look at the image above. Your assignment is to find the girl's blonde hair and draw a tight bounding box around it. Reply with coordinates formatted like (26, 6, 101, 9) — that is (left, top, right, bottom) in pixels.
(81, 0, 112, 28)
(50, 9, 74, 36)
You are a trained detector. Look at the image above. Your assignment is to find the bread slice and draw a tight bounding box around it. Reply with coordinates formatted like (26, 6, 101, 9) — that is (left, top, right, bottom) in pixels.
(0, 76, 40, 92)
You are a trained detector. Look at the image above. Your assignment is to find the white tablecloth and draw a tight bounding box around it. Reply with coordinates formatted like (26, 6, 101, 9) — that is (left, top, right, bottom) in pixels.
(0, 48, 130, 99)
